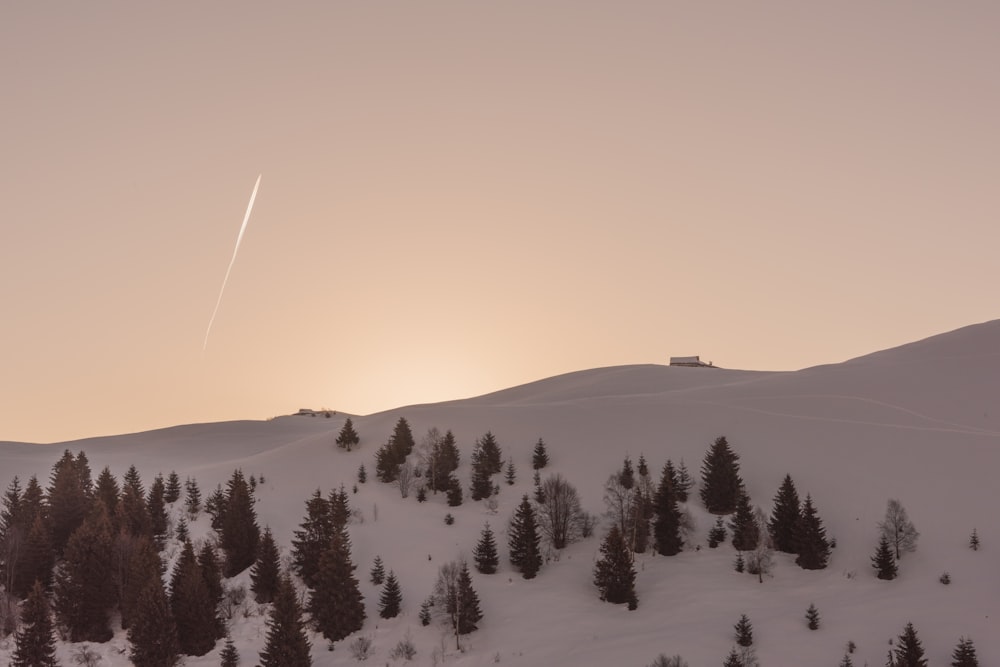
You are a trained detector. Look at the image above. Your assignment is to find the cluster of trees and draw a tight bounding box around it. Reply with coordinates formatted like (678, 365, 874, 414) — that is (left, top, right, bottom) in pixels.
(0, 451, 264, 665)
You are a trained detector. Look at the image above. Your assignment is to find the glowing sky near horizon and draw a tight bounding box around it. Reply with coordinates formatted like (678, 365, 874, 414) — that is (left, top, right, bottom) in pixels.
(2, 3, 998, 444)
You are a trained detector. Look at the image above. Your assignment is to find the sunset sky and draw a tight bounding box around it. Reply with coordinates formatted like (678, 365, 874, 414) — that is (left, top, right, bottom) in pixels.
(3, 3, 998, 444)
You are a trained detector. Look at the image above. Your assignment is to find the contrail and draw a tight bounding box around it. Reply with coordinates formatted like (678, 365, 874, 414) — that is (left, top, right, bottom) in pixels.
(203, 174, 262, 353)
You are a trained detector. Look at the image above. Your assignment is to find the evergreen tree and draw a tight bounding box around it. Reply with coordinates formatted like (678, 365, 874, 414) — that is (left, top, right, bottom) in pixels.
(357, 464, 367, 484)
(170, 541, 218, 656)
(328, 486, 351, 534)
(94, 467, 120, 529)
(419, 599, 432, 626)
(164, 471, 181, 504)
(508, 495, 542, 579)
(259, 573, 312, 667)
(416, 485, 427, 502)
(872, 535, 898, 580)
(370, 555, 385, 585)
(768, 474, 801, 554)
(308, 530, 365, 642)
(628, 489, 652, 554)
(13, 516, 53, 598)
(594, 525, 637, 609)
(291, 490, 335, 589)
(183, 477, 201, 518)
(336, 417, 360, 451)
(675, 459, 693, 502)
(805, 603, 820, 630)
(220, 470, 260, 577)
(619, 456, 635, 490)
(734, 614, 753, 647)
(378, 570, 402, 619)
(119, 478, 152, 539)
(474, 523, 499, 574)
(119, 536, 162, 631)
(455, 562, 482, 634)
(198, 543, 225, 637)
(533, 470, 546, 504)
(0, 475, 23, 541)
(893, 622, 927, 667)
(445, 473, 463, 507)
(637, 454, 650, 480)
(734, 552, 745, 573)
(375, 442, 400, 483)
(469, 446, 494, 501)
(505, 459, 517, 486)
(252, 527, 282, 604)
(390, 416, 416, 461)
(729, 491, 759, 551)
(427, 430, 460, 493)
(219, 636, 240, 667)
(708, 516, 727, 548)
(174, 516, 189, 542)
(477, 432, 503, 475)
(11, 580, 59, 667)
(723, 648, 742, 667)
(147, 475, 169, 546)
(839, 654, 854, 667)
(794, 494, 830, 570)
(53, 504, 116, 642)
(699, 436, 744, 514)
(128, 577, 180, 667)
(951, 636, 979, 667)
(968, 528, 979, 551)
(205, 485, 226, 530)
(47, 450, 91, 556)
(653, 462, 683, 556)
(532, 438, 549, 469)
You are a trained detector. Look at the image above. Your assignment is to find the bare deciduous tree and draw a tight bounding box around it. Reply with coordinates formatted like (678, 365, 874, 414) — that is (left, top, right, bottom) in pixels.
(879, 499, 919, 559)
(537, 475, 584, 549)
(398, 462, 415, 499)
(603, 474, 635, 538)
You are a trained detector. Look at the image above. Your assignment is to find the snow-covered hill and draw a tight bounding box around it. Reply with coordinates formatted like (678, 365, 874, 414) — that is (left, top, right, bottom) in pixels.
(2, 320, 998, 666)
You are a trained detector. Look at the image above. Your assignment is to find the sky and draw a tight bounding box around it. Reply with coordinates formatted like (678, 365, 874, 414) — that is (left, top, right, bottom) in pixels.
(2, 2, 998, 444)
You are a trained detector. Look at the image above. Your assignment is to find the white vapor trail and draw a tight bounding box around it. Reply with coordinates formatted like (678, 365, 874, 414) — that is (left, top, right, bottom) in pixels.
(203, 174, 262, 353)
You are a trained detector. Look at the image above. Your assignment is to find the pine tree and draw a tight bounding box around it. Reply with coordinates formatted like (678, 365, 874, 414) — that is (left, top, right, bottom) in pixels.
(378, 570, 402, 619)
(370, 555, 386, 585)
(118, 477, 152, 539)
(416, 485, 427, 502)
(794, 494, 831, 569)
(390, 416, 416, 461)
(170, 541, 218, 656)
(594, 525, 637, 608)
(11, 580, 59, 667)
(445, 473, 463, 507)
(13, 515, 54, 599)
(198, 543, 225, 637)
(474, 523, 499, 574)
(174, 516, 189, 542)
(375, 442, 400, 483)
(47, 450, 91, 556)
(532, 438, 549, 469)
(734, 614, 753, 647)
(708, 516, 727, 548)
(308, 530, 365, 642)
(653, 462, 683, 556)
(839, 654, 854, 667)
(533, 470, 546, 504)
(220, 470, 260, 577)
(508, 495, 542, 579)
(768, 474, 801, 553)
(205, 485, 226, 529)
(128, 577, 180, 667)
(872, 535, 898, 580)
(723, 648, 742, 667)
(252, 527, 282, 604)
(734, 552, 745, 573)
(419, 599, 432, 626)
(259, 573, 312, 667)
(336, 417, 360, 451)
(164, 471, 181, 504)
(951, 636, 979, 667)
(893, 622, 927, 667)
(184, 478, 201, 518)
(699, 437, 743, 514)
(455, 562, 482, 634)
(147, 475, 169, 546)
(53, 504, 116, 642)
(505, 459, 517, 485)
(219, 636, 240, 667)
(119, 536, 162, 631)
(628, 488, 652, 554)
(357, 464, 367, 484)
(94, 467, 121, 528)
(469, 446, 493, 501)
(675, 459, 693, 502)
(968, 529, 979, 551)
(805, 603, 820, 630)
(477, 432, 503, 475)
(729, 491, 759, 551)
(291, 490, 335, 589)
(619, 456, 635, 490)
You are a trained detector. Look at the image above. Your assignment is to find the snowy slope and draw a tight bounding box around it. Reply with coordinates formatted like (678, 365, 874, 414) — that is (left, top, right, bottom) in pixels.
(1, 319, 998, 666)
